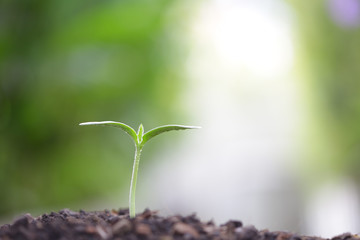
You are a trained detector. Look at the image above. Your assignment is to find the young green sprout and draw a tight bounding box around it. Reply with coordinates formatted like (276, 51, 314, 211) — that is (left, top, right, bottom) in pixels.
(79, 121, 200, 218)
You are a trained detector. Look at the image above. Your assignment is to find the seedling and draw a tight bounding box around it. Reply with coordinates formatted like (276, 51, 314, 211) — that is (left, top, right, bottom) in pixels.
(79, 121, 200, 218)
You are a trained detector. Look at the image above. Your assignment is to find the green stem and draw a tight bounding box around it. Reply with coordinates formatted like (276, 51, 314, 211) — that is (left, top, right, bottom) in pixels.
(129, 145, 142, 218)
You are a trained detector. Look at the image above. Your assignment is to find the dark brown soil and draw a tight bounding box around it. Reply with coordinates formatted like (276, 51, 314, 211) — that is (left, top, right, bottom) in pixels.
(0, 208, 358, 240)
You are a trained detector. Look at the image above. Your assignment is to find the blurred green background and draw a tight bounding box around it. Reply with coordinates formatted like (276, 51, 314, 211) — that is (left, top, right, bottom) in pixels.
(0, 0, 195, 217)
(1, 0, 360, 234)
(288, 0, 360, 185)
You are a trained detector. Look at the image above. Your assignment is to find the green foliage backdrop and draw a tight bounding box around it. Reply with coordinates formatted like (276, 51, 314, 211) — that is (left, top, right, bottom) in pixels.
(289, 0, 360, 184)
(0, 0, 192, 216)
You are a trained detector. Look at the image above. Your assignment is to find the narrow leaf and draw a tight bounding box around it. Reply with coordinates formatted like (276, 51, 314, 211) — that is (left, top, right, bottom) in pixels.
(142, 125, 200, 145)
(79, 121, 137, 143)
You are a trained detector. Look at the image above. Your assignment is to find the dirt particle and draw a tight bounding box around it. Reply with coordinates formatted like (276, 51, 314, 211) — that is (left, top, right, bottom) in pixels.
(108, 216, 121, 225)
(235, 225, 258, 240)
(173, 222, 199, 238)
(112, 219, 132, 234)
(332, 233, 356, 240)
(96, 225, 110, 239)
(276, 231, 293, 240)
(66, 216, 83, 225)
(204, 224, 217, 235)
(12, 214, 33, 228)
(159, 235, 174, 240)
(135, 223, 152, 236)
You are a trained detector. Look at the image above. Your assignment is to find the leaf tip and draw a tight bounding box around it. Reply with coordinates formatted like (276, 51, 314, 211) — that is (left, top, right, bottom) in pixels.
(181, 125, 201, 129)
(137, 124, 144, 136)
(79, 121, 102, 126)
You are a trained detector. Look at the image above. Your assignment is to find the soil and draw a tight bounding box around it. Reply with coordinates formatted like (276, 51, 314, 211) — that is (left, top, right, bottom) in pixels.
(0, 209, 358, 240)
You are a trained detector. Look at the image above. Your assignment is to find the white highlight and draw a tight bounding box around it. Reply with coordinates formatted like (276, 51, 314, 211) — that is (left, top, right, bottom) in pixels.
(143, 0, 302, 232)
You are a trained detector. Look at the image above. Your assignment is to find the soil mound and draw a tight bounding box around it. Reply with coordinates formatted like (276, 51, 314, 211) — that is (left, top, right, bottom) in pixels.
(0, 209, 357, 240)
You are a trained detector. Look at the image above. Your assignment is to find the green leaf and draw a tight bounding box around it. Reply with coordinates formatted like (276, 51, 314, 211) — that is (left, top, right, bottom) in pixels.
(79, 121, 137, 143)
(137, 124, 144, 144)
(142, 125, 200, 145)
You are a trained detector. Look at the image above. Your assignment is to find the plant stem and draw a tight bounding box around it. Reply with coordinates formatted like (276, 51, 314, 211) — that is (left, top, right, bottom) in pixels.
(129, 145, 142, 218)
